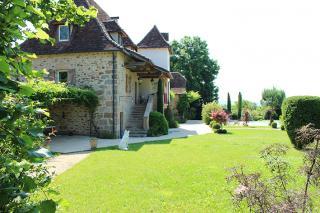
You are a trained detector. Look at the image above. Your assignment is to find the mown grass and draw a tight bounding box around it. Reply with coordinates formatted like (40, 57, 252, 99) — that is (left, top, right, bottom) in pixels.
(51, 129, 304, 212)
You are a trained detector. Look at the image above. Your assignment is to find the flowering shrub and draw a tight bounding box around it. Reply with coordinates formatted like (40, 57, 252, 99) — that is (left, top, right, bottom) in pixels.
(210, 110, 229, 127)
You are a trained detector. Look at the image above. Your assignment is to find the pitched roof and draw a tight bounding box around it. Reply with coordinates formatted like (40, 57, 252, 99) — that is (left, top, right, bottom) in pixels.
(104, 20, 122, 32)
(171, 72, 186, 89)
(21, 0, 120, 55)
(81, 0, 110, 22)
(19, 0, 171, 78)
(122, 37, 136, 49)
(137, 26, 170, 48)
(103, 20, 136, 49)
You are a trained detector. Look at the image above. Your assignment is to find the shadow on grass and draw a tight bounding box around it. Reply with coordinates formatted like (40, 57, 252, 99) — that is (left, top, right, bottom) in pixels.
(95, 139, 175, 152)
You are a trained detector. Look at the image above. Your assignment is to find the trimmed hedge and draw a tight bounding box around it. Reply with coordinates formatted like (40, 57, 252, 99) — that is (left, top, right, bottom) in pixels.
(147, 112, 169, 137)
(282, 96, 320, 149)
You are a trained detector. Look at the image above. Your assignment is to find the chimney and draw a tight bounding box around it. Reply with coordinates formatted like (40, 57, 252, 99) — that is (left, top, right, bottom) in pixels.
(110, 16, 119, 22)
(161, 33, 169, 41)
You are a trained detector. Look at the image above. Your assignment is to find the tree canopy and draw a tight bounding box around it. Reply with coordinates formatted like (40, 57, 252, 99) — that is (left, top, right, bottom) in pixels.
(261, 87, 286, 115)
(0, 0, 96, 211)
(171, 36, 220, 103)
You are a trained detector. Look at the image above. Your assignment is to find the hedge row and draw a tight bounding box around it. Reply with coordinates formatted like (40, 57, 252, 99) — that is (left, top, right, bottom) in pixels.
(29, 81, 99, 110)
(282, 96, 320, 149)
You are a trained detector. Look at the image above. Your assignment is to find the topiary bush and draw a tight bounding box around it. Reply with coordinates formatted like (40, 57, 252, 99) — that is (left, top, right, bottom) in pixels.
(271, 122, 277, 129)
(201, 102, 223, 125)
(147, 111, 169, 137)
(282, 96, 320, 149)
(214, 129, 227, 134)
(210, 121, 221, 130)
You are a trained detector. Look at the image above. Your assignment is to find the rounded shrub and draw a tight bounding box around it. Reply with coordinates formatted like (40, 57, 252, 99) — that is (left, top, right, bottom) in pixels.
(210, 121, 221, 130)
(214, 129, 227, 134)
(282, 96, 320, 149)
(147, 112, 169, 137)
(201, 102, 223, 125)
(271, 122, 277, 129)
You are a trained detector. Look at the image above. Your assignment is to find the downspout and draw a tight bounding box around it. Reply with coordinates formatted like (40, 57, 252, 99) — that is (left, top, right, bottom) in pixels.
(112, 52, 116, 138)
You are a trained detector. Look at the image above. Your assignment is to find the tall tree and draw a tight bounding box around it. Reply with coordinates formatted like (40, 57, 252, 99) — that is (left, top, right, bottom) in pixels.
(171, 36, 220, 103)
(157, 79, 164, 113)
(261, 87, 286, 116)
(238, 92, 243, 120)
(227, 93, 232, 113)
(0, 0, 96, 211)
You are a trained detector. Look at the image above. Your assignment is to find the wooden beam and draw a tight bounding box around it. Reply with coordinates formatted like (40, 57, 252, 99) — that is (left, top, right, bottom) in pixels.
(125, 62, 146, 67)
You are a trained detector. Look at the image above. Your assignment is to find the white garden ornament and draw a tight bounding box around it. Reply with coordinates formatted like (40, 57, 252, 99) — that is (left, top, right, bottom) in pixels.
(119, 130, 130, 150)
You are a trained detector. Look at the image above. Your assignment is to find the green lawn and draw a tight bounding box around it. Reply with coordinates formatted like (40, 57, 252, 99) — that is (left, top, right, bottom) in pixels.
(52, 129, 303, 212)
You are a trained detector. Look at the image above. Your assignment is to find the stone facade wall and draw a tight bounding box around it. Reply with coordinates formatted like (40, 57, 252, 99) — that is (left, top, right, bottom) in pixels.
(33, 52, 125, 137)
(115, 53, 139, 134)
(49, 103, 90, 135)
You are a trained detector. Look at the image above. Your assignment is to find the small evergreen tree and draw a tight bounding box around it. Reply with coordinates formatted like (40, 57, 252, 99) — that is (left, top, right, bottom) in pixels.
(227, 93, 232, 113)
(237, 92, 243, 120)
(157, 79, 164, 113)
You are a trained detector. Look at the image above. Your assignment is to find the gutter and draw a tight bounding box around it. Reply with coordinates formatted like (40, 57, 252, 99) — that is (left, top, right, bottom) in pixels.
(112, 52, 116, 137)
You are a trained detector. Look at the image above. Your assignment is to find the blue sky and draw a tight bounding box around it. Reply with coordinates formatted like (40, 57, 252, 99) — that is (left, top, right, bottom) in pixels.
(97, 0, 320, 104)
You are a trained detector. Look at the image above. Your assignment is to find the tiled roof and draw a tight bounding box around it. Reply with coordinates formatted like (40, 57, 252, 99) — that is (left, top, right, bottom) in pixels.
(21, 0, 119, 55)
(104, 20, 136, 49)
(138, 26, 170, 48)
(104, 20, 122, 32)
(19, 0, 171, 78)
(83, 0, 110, 22)
(171, 72, 186, 88)
(122, 36, 136, 49)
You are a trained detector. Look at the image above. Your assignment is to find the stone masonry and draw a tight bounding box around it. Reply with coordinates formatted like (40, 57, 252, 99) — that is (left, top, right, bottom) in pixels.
(33, 52, 119, 137)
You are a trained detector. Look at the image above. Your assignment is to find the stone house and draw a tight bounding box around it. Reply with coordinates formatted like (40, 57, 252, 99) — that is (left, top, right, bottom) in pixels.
(21, 0, 172, 138)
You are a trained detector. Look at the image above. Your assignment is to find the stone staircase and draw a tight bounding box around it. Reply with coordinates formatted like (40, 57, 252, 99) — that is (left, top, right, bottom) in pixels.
(126, 104, 148, 137)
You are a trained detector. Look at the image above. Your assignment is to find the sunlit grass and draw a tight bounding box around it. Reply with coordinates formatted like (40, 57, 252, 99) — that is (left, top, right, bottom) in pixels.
(51, 129, 303, 212)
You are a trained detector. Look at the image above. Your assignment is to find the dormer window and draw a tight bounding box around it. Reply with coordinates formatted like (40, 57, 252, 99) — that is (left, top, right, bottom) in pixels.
(58, 25, 70, 42)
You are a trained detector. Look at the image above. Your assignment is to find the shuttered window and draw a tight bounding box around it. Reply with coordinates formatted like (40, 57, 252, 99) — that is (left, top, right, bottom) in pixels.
(48, 69, 76, 85)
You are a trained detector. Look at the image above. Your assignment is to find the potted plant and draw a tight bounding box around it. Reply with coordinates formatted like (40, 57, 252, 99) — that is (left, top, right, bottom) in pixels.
(90, 137, 98, 150)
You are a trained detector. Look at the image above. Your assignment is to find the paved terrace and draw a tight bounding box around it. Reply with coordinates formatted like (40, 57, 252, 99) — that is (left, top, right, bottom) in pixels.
(47, 120, 212, 175)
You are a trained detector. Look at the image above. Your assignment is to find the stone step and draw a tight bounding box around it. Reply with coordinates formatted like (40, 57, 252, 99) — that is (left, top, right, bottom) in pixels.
(128, 129, 148, 137)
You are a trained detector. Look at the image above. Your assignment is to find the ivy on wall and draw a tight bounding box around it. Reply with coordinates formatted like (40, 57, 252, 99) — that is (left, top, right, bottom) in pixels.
(28, 80, 99, 111)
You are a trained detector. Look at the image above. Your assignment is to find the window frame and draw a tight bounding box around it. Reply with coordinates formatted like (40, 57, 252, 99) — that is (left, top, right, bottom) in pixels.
(58, 25, 70, 42)
(56, 70, 69, 83)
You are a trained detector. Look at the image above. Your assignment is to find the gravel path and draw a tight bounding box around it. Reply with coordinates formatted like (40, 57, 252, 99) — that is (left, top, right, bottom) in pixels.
(47, 151, 90, 176)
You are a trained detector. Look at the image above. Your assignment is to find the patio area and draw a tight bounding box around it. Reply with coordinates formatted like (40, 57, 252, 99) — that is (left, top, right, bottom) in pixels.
(49, 120, 212, 154)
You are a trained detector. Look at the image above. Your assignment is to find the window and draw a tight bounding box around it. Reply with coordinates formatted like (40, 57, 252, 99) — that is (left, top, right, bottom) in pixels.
(57, 71, 68, 83)
(58, 25, 70, 41)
